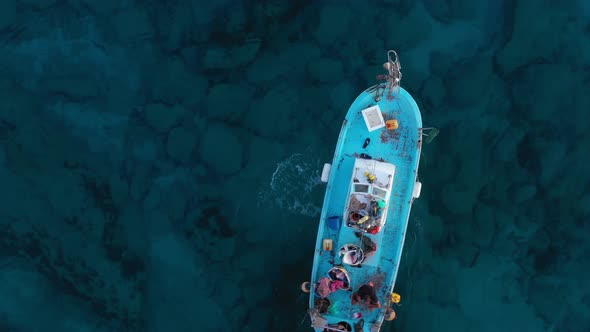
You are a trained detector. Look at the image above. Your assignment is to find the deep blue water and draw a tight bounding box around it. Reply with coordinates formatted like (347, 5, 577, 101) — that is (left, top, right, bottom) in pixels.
(1, 1, 589, 331)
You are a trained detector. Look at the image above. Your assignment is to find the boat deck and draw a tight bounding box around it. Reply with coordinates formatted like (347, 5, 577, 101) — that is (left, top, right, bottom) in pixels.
(310, 87, 422, 331)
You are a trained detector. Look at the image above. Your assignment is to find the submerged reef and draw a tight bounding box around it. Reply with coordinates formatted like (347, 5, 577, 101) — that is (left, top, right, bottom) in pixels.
(0, 1, 589, 331)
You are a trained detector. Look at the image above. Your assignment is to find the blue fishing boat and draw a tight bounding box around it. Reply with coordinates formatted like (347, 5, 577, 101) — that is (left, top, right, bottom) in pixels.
(301, 50, 432, 332)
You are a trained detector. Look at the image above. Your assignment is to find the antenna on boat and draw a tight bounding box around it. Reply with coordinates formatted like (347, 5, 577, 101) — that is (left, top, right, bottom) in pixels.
(375, 50, 402, 102)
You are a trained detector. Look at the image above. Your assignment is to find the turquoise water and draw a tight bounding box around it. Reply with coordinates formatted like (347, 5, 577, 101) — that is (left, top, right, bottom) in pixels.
(0, 1, 589, 331)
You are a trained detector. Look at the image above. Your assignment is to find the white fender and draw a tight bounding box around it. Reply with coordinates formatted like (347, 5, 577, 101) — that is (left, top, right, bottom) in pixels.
(321, 163, 331, 183)
(412, 181, 422, 199)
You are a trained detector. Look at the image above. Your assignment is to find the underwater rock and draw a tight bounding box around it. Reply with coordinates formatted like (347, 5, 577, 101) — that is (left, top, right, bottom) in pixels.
(40, 232, 142, 327)
(446, 55, 501, 108)
(143, 103, 187, 133)
(188, 204, 236, 240)
(159, 185, 187, 222)
(246, 52, 290, 83)
(429, 50, 456, 77)
(427, 152, 456, 185)
(242, 278, 272, 307)
(245, 47, 319, 84)
(0, 1, 15, 29)
(407, 302, 470, 331)
(154, 1, 193, 52)
(532, 137, 567, 186)
(216, 276, 242, 307)
(454, 243, 480, 267)
(0, 264, 56, 330)
(131, 135, 159, 162)
(213, 236, 236, 262)
(108, 173, 129, 207)
(329, 81, 356, 112)
(306, 57, 344, 83)
(195, 301, 225, 331)
(112, 7, 153, 44)
(251, 0, 293, 21)
(394, 53, 428, 93)
(44, 76, 101, 101)
(422, 0, 450, 23)
(423, 0, 486, 23)
(383, 6, 432, 49)
(492, 126, 525, 163)
(513, 184, 537, 203)
(314, 4, 353, 45)
(143, 185, 161, 212)
(472, 203, 498, 248)
(227, 304, 248, 330)
(440, 182, 477, 216)
(19, 0, 56, 8)
(422, 75, 446, 109)
(205, 83, 254, 120)
(150, 57, 208, 105)
(497, 2, 590, 73)
(48, 102, 128, 154)
(223, 3, 247, 35)
(202, 40, 261, 71)
(129, 164, 152, 201)
(198, 123, 243, 175)
(46, 172, 87, 220)
(78, 0, 120, 14)
(114, 203, 145, 256)
(148, 234, 217, 329)
(424, 214, 445, 245)
(245, 84, 299, 139)
(234, 247, 265, 277)
(167, 126, 198, 163)
(577, 193, 590, 219)
(423, 267, 459, 306)
(512, 64, 584, 129)
(457, 258, 545, 331)
(0, 79, 35, 127)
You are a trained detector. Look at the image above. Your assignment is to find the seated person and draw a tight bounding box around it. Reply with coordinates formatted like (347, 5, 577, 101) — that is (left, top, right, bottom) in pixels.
(323, 321, 351, 332)
(328, 267, 351, 289)
(316, 277, 346, 298)
(351, 282, 381, 311)
(355, 232, 377, 254)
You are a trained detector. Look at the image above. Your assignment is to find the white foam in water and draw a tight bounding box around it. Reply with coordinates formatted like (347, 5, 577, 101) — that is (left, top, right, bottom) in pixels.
(259, 152, 322, 217)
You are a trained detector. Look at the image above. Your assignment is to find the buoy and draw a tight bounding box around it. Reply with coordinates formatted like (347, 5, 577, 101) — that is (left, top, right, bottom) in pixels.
(391, 292, 401, 304)
(412, 181, 422, 199)
(386, 119, 399, 130)
(301, 282, 311, 293)
(384, 308, 396, 321)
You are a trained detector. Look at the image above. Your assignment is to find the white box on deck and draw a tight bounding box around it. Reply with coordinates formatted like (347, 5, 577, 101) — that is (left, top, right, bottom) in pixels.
(361, 105, 385, 132)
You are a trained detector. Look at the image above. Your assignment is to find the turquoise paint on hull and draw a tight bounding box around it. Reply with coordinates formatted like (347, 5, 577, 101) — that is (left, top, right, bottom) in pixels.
(308, 83, 423, 332)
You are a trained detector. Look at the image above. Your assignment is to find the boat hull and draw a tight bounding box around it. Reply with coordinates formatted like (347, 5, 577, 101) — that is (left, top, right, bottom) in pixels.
(308, 85, 422, 332)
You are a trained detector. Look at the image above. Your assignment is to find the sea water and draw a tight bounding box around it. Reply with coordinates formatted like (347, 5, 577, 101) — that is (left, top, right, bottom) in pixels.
(0, 1, 589, 331)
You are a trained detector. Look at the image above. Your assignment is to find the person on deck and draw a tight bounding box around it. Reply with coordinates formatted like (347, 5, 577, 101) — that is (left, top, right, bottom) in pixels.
(351, 282, 381, 311)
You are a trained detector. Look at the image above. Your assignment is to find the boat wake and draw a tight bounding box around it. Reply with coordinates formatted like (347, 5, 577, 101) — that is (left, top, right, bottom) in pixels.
(258, 153, 322, 217)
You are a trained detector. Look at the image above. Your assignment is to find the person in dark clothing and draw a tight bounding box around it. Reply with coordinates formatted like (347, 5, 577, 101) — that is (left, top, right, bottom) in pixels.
(354, 232, 377, 254)
(351, 282, 381, 311)
(323, 321, 351, 332)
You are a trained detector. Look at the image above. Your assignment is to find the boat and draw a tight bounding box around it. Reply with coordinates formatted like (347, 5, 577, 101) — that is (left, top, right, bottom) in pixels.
(301, 50, 433, 332)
